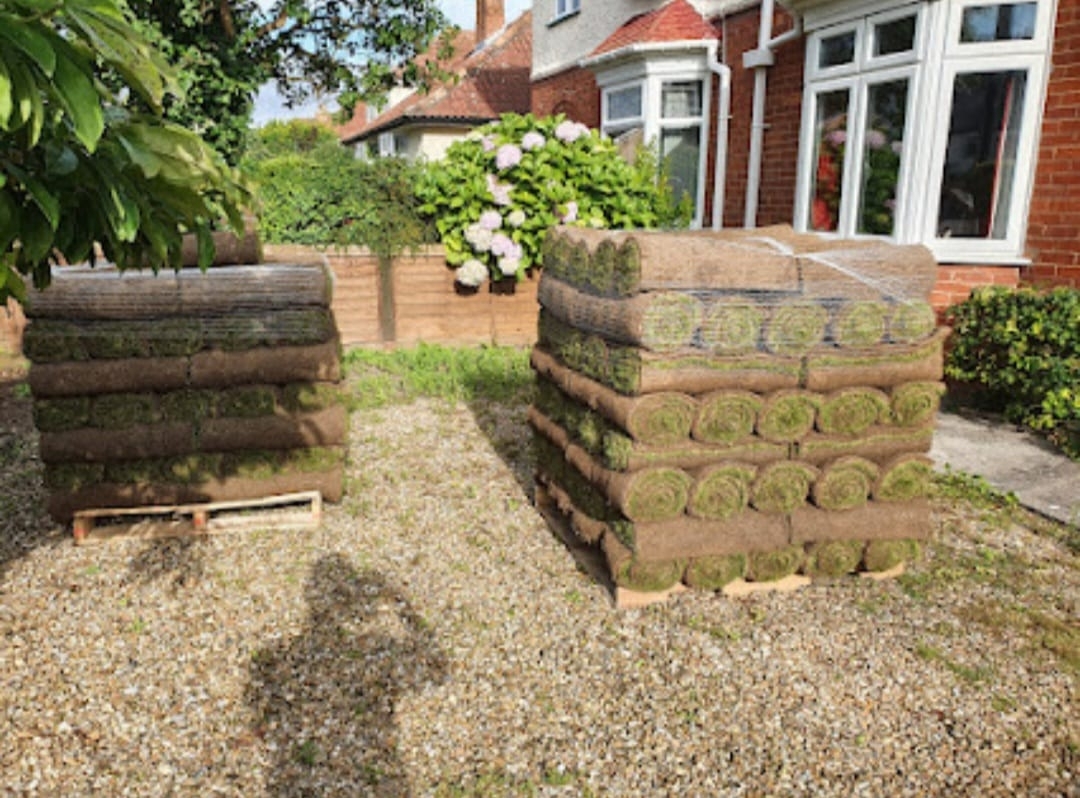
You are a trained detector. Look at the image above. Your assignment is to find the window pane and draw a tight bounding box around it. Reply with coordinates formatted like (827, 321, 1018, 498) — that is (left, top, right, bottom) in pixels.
(607, 86, 642, 121)
(874, 15, 916, 56)
(809, 89, 850, 232)
(662, 81, 703, 118)
(961, 3, 1036, 42)
(858, 79, 908, 235)
(661, 126, 701, 215)
(937, 70, 1027, 239)
(819, 31, 856, 68)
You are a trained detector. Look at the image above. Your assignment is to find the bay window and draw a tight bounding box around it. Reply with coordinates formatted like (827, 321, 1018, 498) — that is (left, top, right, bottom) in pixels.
(796, 0, 1054, 263)
(600, 63, 710, 227)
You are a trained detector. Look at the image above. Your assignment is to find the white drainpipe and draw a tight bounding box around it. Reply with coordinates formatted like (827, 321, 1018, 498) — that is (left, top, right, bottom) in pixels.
(707, 41, 732, 230)
(743, 0, 802, 229)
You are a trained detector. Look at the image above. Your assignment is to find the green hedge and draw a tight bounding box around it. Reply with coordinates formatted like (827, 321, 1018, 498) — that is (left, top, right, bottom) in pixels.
(946, 286, 1080, 458)
(242, 121, 434, 256)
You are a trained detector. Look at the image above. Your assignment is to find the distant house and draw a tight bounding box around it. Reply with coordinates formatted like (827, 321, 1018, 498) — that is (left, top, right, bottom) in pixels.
(339, 0, 532, 161)
(530, 0, 1080, 302)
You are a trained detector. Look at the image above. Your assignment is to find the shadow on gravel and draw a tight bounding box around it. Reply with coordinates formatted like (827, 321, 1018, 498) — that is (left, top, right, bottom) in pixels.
(0, 374, 65, 585)
(124, 536, 209, 591)
(246, 553, 447, 796)
(467, 396, 537, 502)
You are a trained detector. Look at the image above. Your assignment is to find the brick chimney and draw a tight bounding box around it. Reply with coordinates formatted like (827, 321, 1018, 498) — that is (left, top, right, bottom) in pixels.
(476, 0, 505, 46)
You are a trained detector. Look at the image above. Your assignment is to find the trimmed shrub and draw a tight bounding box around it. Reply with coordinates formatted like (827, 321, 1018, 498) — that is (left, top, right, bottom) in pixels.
(946, 286, 1080, 458)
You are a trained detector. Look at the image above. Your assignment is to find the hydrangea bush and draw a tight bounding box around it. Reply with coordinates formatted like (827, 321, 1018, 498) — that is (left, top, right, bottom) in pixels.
(417, 113, 690, 287)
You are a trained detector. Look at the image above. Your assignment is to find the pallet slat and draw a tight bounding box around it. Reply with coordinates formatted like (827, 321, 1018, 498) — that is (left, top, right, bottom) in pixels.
(72, 490, 322, 544)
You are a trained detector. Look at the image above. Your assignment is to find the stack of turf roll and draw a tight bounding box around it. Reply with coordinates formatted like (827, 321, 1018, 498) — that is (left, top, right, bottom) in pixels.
(531, 225, 944, 596)
(23, 261, 346, 522)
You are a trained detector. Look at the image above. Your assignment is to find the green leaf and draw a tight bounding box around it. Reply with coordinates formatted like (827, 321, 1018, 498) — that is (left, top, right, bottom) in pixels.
(0, 55, 13, 127)
(0, 19, 57, 77)
(51, 43, 104, 151)
(7, 164, 60, 229)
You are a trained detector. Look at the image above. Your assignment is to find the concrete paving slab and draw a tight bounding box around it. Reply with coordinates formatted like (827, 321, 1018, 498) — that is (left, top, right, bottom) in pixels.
(930, 412, 1080, 525)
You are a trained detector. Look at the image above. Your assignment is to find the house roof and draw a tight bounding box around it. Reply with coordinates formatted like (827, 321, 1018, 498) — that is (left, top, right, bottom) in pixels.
(589, 0, 719, 60)
(339, 12, 532, 144)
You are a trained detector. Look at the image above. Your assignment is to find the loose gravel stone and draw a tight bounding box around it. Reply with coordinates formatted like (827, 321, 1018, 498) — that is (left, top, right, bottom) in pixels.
(1, 389, 1077, 796)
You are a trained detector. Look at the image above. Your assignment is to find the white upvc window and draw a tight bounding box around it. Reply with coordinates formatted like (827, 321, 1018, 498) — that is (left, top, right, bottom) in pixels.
(795, 0, 1054, 263)
(599, 60, 710, 227)
(555, 0, 581, 21)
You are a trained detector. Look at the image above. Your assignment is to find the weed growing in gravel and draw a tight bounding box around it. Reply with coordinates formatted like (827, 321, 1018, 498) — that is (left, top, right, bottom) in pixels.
(914, 642, 994, 684)
(342, 344, 533, 408)
(932, 468, 1019, 526)
(294, 739, 321, 767)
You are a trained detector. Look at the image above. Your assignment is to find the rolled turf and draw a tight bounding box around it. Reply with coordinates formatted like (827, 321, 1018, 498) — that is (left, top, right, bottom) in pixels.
(816, 387, 890, 437)
(810, 456, 880, 511)
(756, 390, 821, 443)
(832, 301, 888, 348)
(700, 298, 767, 354)
(803, 540, 865, 578)
(683, 554, 747, 590)
(763, 300, 829, 356)
(873, 454, 934, 502)
(889, 382, 946, 427)
(687, 462, 757, 520)
(750, 461, 819, 514)
(692, 390, 763, 444)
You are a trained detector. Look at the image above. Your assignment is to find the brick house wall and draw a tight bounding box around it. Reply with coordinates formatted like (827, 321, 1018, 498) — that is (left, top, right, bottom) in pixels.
(719, 5, 804, 228)
(530, 69, 601, 128)
(531, 1, 1075, 309)
(1023, 0, 1080, 289)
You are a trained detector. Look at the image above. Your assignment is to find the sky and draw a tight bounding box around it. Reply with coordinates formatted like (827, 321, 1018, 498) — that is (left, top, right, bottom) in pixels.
(251, 0, 532, 126)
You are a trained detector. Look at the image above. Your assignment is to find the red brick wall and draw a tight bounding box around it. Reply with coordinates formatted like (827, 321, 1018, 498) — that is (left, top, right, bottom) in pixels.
(719, 6, 804, 228)
(1023, 0, 1080, 288)
(931, 265, 1022, 312)
(530, 68, 601, 127)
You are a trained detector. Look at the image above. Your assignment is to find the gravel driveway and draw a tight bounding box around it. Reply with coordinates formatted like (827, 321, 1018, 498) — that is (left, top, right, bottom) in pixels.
(1, 380, 1077, 796)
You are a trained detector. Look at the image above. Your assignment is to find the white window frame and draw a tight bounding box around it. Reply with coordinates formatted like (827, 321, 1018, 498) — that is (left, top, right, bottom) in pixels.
(795, 0, 1055, 263)
(554, 0, 581, 22)
(597, 56, 712, 228)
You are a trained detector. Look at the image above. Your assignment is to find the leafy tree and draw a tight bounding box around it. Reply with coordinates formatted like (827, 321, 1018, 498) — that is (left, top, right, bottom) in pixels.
(124, 0, 454, 162)
(0, 0, 253, 304)
(243, 120, 433, 256)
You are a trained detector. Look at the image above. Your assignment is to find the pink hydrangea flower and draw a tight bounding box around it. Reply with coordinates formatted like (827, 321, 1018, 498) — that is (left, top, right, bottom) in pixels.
(891, 140, 904, 155)
(490, 233, 520, 259)
(478, 210, 503, 231)
(486, 174, 514, 206)
(464, 223, 494, 252)
(555, 120, 588, 143)
(521, 131, 546, 151)
(496, 143, 523, 170)
(561, 201, 578, 224)
(481, 135, 497, 153)
(865, 129, 887, 149)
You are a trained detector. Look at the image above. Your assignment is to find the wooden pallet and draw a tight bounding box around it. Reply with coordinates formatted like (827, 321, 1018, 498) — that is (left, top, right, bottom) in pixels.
(71, 491, 323, 545)
(534, 484, 687, 609)
(534, 484, 907, 608)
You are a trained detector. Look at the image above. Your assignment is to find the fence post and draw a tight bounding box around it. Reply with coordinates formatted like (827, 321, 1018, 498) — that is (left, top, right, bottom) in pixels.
(377, 255, 396, 343)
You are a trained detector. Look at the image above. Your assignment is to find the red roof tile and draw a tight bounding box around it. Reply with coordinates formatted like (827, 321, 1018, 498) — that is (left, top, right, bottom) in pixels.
(339, 12, 532, 144)
(590, 0, 718, 59)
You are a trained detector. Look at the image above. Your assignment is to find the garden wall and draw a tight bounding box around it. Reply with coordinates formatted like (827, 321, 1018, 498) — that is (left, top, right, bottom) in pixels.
(265, 245, 540, 348)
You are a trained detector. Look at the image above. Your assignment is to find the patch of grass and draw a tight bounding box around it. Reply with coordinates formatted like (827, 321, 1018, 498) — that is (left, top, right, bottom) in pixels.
(434, 772, 538, 797)
(684, 614, 742, 642)
(932, 468, 1019, 517)
(343, 344, 533, 409)
(293, 739, 321, 767)
(914, 641, 994, 684)
(959, 600, 1080, 675)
